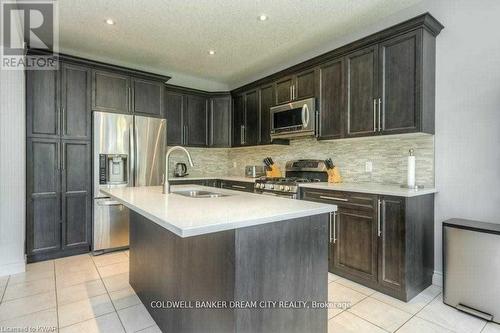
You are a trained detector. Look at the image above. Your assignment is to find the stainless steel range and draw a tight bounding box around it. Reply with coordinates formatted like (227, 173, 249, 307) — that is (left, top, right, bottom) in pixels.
(254, 160, 328, 199)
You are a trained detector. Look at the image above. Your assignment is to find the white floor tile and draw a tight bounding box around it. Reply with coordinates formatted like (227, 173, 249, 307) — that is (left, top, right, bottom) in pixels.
(3, 276, 55, 301)
(328, 311, 386, 333)
(0, 308, 57, 332)
(371, 285, 441, 315)
(397, 316, 454, 333)
(8, 268, 54, 285)
(0, 291, 56, 321)
(56, 268, 101, 289)
(137, 325, 162, 333)
(328, 282, 366, 318)
(97, 262, 129, 278)
(58, 293, 115, 328)
(57, 279, 108, 305)
(109, 286, 141, 310)
(118, 303, 156, 333)
(0, 276, 9, 287)
(26, 260, 54, 272)
(335, 277, 377, 296)
(92, 252, 129, 268)
(417, 296, 486, 333)
(349, 297, 412, 332)
(328, 273, 341, 283)
(102, 273, 131, 293)
(59, 312, 125, 333)
(482, 322, 500, 333)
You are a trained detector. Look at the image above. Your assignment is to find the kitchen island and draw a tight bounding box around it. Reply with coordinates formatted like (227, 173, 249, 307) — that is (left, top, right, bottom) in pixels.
(102, 185, 336, 333)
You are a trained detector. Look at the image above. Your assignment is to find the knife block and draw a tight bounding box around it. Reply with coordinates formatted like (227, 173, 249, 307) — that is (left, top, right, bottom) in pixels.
(327, 167, 342, 183)
(265, 165, 282, 178)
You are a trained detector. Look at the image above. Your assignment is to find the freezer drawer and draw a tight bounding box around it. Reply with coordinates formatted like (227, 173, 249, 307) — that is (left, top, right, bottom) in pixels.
(93, 198, 130, 252)
(443, 218, 500, 323)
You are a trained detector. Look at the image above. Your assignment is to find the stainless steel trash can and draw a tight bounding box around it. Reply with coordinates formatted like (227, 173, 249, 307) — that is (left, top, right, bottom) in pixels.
(443, 218, 500, 323)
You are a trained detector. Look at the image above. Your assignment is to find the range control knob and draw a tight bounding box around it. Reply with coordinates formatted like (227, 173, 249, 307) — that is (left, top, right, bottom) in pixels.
(255, 183, 261, 189)
(269, 184, 274, 189)
(284, 186, 290, 192)
(279, 185, 284, 191)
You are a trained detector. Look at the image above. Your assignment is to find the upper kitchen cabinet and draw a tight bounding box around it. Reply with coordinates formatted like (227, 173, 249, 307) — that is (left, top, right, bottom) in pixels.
(209, 95, 231, 147)
(93, 69, 166, 116)
(275, 68, 317, 104)
(232, 89, 260, 146)
(259, 84, 275, 145)
(26, 68, 59, 138)
(318, 58, 344, 140)
(92, 70, 130, 113)
(60, 63, 92, 140)
(185, 94, 208, 146)
(165, 91, 184, 145)
(131, 78, 165, 117)
(345, 45, 379, 138)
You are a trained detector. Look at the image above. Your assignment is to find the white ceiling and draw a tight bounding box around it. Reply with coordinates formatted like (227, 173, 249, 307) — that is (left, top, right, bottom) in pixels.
(58, 0, 420, 90)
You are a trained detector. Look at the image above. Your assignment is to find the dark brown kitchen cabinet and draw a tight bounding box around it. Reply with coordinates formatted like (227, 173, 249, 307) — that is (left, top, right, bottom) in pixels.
(274, 69, 316, 104)
(209, 95, 231, 147)
(92, 70, 130, 113)
(26, 69, 59, 138)
(301, 187, 434, 301)
(26, 138, 61, 256)
(345, 45, 379, 137)
(318, 58, 344, 140)
(232, 89, 259, 147)
(61, 63, 92, 140)
(165, 91, 184, 145)
(61, 140, 91, 250)
(259, 84, 275, 145)
(185, 95, 208, 146)
(132, 78, 164, 117)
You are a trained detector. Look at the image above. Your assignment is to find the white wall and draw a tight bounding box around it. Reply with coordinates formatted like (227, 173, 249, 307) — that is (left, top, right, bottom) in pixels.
(0, 9, 26, 276)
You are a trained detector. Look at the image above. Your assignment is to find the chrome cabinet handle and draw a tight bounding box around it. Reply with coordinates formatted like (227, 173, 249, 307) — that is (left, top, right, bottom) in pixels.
(378, 98, 382, 132)
(315, 110, 320, 138)
(377, 199, 382, 237)
(289, 85, 293, 101)
(373, 99, 377, 132)
(329, 212, 333, 243)
(320, 195, 348, 202)
(61, 107, 65, 136)
(231, 185, 246, 189)
(331, 212, 337, 243)
(292, 85, 296, 100)
(61, 143, 65, 171)
(240, 125, 245, 145)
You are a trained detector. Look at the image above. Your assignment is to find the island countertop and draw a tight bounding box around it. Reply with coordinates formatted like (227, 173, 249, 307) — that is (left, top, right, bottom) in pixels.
(101, 185, 336, 237)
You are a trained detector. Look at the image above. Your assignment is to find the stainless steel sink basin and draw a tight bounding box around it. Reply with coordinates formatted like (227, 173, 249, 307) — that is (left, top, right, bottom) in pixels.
(172, 190, 229, 198)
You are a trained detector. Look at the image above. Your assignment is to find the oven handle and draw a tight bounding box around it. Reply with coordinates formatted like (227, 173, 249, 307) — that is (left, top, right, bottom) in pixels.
(260, 191, 295, 199)
(302, 104, 310, 128)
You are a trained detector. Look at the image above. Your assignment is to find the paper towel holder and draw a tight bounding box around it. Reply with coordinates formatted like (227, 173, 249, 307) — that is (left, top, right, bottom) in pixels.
(400, 149, 425, 189)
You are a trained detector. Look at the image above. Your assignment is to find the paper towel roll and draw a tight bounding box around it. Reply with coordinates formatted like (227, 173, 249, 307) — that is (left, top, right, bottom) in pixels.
(407, 149, 416, 188)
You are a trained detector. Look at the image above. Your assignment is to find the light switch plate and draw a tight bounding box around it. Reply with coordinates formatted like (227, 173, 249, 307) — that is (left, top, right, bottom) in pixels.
(365, 161, 373, 173)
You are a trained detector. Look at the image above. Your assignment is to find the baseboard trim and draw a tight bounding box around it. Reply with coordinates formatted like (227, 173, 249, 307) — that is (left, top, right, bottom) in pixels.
(0, 260, 26, 277)
(432, 270, 443, 287)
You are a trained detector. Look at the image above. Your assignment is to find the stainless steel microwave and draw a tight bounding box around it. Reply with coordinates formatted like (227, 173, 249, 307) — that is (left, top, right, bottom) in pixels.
(270, 98, 316, 139)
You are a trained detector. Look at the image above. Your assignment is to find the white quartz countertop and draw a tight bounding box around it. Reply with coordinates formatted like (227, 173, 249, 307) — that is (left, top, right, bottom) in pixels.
(298, 182, 437, 197)
(101, 185, 336, 238)
(169, 176, 257, 183)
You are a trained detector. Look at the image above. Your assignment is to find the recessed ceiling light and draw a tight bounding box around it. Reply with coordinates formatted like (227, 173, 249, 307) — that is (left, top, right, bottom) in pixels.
(208, 50, 216, 55)
(105, 18, 115, 25)
(258, 14, 268, 21)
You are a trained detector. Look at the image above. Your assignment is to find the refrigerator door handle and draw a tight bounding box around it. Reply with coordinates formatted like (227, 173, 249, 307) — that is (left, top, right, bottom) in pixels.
(129, 123, 135, 187)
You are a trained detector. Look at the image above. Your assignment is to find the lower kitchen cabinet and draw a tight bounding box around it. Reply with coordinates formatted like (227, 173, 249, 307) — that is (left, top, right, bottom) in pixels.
(301, 187, 434, 301)
(219, 180, 254, 193)
(26, 138, 91, 262)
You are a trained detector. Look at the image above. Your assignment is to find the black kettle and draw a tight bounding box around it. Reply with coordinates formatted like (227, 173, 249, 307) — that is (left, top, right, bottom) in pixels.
(174, 162, 188, 177)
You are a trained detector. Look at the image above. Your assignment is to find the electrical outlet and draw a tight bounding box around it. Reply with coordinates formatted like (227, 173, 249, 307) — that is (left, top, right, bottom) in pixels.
(365, 161, 373, 173)
(233, 162, 237, 168)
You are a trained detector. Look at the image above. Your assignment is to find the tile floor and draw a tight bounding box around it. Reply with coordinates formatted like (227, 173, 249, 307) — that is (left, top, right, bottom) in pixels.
(0, 252, 498, 333)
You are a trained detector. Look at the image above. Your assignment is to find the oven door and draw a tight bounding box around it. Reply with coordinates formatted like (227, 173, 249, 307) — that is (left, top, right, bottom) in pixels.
(270, 98, 316, 139)
(259, 191, 297, 200)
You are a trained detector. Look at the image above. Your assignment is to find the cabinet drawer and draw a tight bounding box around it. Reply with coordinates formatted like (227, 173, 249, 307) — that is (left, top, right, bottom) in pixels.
(301, 188, 376, 211)
(220, 180, 254, 193)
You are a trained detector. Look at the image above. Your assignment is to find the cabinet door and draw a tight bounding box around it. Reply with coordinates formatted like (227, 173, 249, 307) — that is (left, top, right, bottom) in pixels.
(61, 140, 91, 249)
(132, 78, 164, 117)
(378, 196, 405, 292)
(92, 70, 130, 113)
(220, 180, 254, 192)
(379, 31, 421, 134)
(26, 138, 61, 256)
(319, 58, 344, 139)
(61, 63, 91, 140)
(259, 85, 274, 145)
(244, 90, 260, 146)
(209, 96, 231, 147)
(275, 76, 293, 104)
(334, 207, 378, 283)
(346, 45, 379, 137)
(295, 69, 316, 100)
(185, 94, 208, 146)
(26, 68, 59, 138)
(165, 91, 184, 145)
(232, 94, 244, 147)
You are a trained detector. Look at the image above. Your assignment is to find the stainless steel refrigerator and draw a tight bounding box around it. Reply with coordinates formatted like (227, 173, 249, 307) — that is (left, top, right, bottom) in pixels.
(92, 112, 166, 253)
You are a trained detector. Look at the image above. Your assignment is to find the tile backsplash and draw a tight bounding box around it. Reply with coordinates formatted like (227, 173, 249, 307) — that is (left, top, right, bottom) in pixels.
(168, 133, 435, 186)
